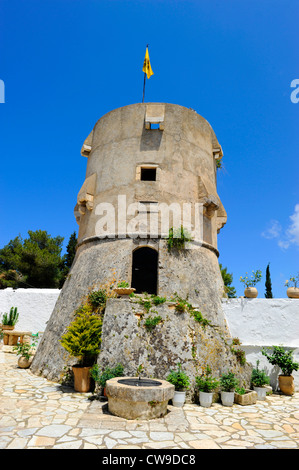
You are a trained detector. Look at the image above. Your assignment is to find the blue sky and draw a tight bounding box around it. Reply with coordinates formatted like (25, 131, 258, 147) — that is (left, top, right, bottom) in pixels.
(0, 0, 298, 297)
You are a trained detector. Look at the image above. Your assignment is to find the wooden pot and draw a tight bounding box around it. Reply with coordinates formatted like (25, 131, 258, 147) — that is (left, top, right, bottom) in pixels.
(279, 375, 295, 396)
(2, 325, 14, 345)
(72, 366, 92, 392)
(287, 287, 299, 299)
(244, 287, 258, 298)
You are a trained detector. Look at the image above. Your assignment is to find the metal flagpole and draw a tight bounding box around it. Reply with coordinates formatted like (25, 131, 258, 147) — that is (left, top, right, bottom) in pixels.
(142, 72, 146, 103)
(142, 44, 149, 103)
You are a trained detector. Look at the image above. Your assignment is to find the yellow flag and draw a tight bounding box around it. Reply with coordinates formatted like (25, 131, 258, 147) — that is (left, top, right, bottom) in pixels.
(142, 47, 154, 79)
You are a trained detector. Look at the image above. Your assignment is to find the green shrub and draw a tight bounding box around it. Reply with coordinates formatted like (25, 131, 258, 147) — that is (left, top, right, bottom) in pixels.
(220, 371, 239, 392)
(91, 363, 124, 388)
(195, 366, 219, 393)
(167, 226, 192, 252)
(144, 315, 162, 331)
(190, 310, 210, 328)
(166, 363, 190, 391)
(251, 361, 270, 387)
(117, 281, 129, 288)
(151, 295, 166, 306)
(87, 289, 107, 312)
(60, 311, 102, 366)
(262, 346, 299, 376)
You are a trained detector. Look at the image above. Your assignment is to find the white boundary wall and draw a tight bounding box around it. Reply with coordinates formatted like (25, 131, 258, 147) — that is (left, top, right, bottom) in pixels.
(222, 298, 299, 391)
(0, 288, 60, 334)
(0, 288, 298, 391)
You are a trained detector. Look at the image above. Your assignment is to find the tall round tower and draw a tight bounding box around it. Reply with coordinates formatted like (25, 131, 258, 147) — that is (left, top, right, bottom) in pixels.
(75, 102, 227, 308)
(32, 103, 250, 392)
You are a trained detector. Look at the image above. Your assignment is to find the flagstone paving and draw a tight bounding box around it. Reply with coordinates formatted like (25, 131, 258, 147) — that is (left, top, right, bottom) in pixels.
(1, 348, 299, 449)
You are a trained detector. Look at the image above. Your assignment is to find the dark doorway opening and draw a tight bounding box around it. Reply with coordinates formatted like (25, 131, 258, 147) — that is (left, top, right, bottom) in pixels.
(132, 247, 158, 295)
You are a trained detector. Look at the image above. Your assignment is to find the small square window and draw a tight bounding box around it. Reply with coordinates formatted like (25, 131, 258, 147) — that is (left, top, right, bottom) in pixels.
(140, 167, 156, 181)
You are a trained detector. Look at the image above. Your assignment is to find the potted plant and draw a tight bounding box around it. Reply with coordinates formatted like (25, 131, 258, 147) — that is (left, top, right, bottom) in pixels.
(240, 270, 262, 298)
(166, 363, 190, 407)
(285, 273, 299, 298)
(13, 334, 38, 369)
(251, 360, 270, 400)
(91, 363, 124, 396)
(195, 365, 220, 408)
(234, 387, 257, 406)
(1, 307, 19, 345)
(220, 371, 239, 406)
(262, 346, 299, 396)
(113, 281, 136, 296)
(60, 310, 102, 392)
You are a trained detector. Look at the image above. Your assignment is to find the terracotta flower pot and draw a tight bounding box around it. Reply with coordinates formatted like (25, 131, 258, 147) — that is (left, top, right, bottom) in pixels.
(18, 356, 32, 369)
(287, 287, 299, 299)
(244, 287, 258, 298)
(72, 366, 92, 392)
(278, 375, 295, 396)
(113, 288, 136, 296)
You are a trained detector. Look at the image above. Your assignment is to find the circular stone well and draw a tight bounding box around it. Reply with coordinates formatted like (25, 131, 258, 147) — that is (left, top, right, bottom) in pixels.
(105, 376, 175, 420)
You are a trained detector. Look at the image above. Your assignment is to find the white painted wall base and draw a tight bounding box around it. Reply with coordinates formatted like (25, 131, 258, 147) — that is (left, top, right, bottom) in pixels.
(0, 289, 298, 391)
(0, 288, 60, 334)
(222, 298, 299, 391)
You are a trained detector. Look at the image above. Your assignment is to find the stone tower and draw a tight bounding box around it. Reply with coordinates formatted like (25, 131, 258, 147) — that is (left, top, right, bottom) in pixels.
(32, 103, 251, 394)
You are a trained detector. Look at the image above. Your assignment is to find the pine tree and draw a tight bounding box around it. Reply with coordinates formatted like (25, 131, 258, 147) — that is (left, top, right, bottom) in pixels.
(59, 232, 77, 287)
(219, 263, 237, 298)
(265, 263, 273, 298)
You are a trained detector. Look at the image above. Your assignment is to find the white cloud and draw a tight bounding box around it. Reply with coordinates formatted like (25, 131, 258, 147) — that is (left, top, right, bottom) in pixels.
(286, 204, 299, 246)
(261, 220, 282, 239)
(262, 205, 299, 250)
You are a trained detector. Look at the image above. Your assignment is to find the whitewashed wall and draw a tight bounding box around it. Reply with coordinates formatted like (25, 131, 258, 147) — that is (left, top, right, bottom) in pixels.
(222, 298, 299, 391)
(0, 288, 60, 334)
(0, 288, 298, 391)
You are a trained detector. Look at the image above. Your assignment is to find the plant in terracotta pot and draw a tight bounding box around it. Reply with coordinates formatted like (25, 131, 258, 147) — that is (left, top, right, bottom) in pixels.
(251, 360, 270, 400)
(1, 306, 19, 331)
(285, 273, 299, 298)
(113, 281, 136, 296)
(60, 310, 102, 392)
(91, 363, 124, 397)
(196, 365, 220, 408)
(234, 386, 257, 406)
(13, 334, 38, 369)
(1, 307, 20, 345)
(220, 371, 239, 406)
(240, 270, 262, 298)
(262, 346, 299, 396)
(166, 363, 190, 407)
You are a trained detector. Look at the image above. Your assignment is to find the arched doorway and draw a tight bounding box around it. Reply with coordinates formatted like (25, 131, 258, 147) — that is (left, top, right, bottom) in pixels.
(131, 247, 158, 295)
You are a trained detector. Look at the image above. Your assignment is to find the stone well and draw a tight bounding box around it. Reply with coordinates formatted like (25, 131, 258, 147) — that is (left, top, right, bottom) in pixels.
(105, 376, 175, 420)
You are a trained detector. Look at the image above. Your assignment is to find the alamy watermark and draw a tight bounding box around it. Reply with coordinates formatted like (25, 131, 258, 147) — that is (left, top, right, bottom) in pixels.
(290, 79, 299, 103)
(93, 195, 205, 248)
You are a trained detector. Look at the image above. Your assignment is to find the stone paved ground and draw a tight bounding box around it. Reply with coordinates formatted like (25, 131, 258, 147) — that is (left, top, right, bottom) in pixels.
(1, 348, 299, 449)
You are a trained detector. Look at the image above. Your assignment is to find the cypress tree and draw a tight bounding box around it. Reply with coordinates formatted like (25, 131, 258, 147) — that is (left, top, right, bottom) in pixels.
(265, 263, 273, 298)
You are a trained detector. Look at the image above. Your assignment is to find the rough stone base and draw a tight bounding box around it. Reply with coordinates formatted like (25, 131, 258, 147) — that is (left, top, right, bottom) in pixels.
(98, 298, 252, 401)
